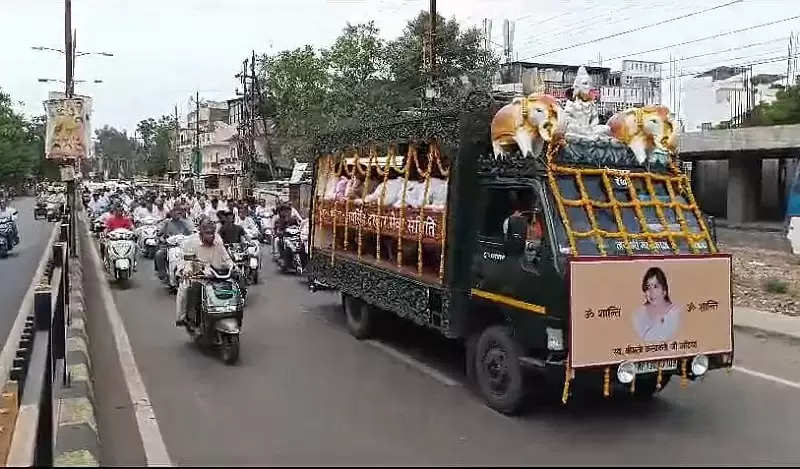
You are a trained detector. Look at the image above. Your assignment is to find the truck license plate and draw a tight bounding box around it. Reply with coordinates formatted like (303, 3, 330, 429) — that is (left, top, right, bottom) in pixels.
(636, 359, 678, 374)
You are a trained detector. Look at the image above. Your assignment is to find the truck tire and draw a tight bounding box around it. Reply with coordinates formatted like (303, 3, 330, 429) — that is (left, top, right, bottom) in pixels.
(343, 294, 374, 340)
(475, 325, 526, 415)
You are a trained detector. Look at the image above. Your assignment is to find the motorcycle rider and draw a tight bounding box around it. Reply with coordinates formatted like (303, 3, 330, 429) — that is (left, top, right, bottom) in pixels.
(274, 203, 301, 261)
(105, 204, 134, 232)
(236, 205, 260, 237)
(154, 204, 195, 281)
(0, 198, 19, 245)
(218, 209, 247, 245)
(175, 216, 234, 326)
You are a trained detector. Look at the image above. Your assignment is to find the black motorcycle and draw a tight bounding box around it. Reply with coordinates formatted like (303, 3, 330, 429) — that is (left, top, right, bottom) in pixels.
(277, 225, 307, 275)
(33, 201, 48, 220)
(0, 214, 19, 258)
(181, 258, 244, 365)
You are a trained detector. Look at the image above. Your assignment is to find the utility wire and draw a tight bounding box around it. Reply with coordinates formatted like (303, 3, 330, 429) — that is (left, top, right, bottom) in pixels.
(655, 37, 787, 64)
(519, 0, 743, 61)
(592, 14, 800, 63)
(658, 52, 800, 81)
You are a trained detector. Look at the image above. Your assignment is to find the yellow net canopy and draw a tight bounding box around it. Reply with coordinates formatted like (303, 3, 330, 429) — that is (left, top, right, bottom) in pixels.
(546, 141, 717, 257)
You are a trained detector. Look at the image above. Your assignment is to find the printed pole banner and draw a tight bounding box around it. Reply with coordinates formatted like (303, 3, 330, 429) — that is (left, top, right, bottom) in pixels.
(45, 97, 89, 159)
(568, 255, 733, 368)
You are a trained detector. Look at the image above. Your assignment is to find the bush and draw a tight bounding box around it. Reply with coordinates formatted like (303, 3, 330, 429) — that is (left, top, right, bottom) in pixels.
(763, 278, 789, 294)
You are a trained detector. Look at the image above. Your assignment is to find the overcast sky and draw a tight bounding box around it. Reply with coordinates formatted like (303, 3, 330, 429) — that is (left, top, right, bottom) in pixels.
(1, 0, 796, 133)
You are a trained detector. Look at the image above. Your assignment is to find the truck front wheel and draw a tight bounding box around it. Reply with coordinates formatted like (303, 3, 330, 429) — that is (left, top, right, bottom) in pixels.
(343, 294, 374, 340)
(475, 325, 526, 415)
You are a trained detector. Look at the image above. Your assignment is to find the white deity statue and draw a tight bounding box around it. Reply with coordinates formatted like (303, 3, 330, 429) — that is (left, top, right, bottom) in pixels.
(563, 66, 608, 138)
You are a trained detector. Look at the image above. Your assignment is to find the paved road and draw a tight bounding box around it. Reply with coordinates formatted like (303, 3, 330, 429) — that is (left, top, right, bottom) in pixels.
(0, 197, 57, 341)
(81, 227, 800, 466)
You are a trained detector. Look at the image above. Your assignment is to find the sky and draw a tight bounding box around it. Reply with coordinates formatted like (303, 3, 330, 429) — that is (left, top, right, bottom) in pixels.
(1, 0, 797, 134)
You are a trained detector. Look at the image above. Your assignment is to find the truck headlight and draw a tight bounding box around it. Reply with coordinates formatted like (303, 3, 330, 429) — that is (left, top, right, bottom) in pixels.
(691, 354, 709, 376)
(546, 327, 563, 351)
(617, 361, 636, 384)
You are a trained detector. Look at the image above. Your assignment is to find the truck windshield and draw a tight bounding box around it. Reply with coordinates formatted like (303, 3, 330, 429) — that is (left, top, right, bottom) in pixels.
(551, 169, 714, 256)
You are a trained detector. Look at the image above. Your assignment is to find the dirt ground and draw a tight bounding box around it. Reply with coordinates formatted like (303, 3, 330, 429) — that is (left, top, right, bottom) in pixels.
(716, 228, 799, 316)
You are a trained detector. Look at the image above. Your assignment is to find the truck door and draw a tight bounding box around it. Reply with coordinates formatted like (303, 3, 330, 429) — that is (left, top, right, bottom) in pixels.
(471, 181, 560, 320)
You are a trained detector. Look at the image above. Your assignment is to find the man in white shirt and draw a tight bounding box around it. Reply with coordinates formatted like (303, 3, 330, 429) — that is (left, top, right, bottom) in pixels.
(236, 205, 260, 239)
(175, 216, 234, 325)
(0, 198, 19, 245)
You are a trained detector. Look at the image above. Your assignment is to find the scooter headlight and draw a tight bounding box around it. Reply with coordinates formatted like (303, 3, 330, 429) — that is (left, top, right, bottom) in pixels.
(617, 361, 636, 384)
(691, 354, 709, 376)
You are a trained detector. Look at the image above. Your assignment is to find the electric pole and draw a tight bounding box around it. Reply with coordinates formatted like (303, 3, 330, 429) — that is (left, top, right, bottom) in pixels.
(174, 104, 179, 180)
(195, 90, 200, 179)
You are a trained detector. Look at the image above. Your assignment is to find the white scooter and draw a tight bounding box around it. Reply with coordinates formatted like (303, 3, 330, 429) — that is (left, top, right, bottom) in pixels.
(135, 216, 161, 259)
(244, 227, 262, 285)
(104, 228, 137, 286)
(165, 234, 189, 293)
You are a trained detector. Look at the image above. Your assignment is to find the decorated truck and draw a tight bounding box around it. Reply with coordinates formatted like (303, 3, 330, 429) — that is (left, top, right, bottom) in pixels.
(308, 72, 733, 415)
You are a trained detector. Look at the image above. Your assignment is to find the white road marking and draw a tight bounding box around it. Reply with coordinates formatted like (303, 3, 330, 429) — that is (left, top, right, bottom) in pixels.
(734, 366, 800, 391)
(365, 339, 461, 387)
(82, 216, 173, 467)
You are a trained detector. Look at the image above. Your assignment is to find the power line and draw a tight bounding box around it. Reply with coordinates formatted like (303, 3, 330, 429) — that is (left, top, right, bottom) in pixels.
(592, 14, 800, 64)
(655, 37, 787, 64)
(659, 52, 800, 81)
(518, 0, 743, 61)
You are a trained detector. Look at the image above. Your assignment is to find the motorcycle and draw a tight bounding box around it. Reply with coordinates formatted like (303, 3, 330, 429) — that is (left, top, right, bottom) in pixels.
(91, 214, 107, 238)
(0, 214, 19, 258)
(135, 217, 160, 259)
(33, 201, 48, 220)
(277, 225, 307, 275)
(226, 238, 260, 287)
(46, 202, 63, 222)
(180, 256, 243, 364)
(164, 234, 189, 292)
(257, 215, 274, 246)
(103, 228, 137, 285)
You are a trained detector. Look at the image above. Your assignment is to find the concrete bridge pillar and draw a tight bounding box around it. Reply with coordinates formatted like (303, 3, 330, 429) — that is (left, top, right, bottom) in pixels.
(727, 158, 762, 224)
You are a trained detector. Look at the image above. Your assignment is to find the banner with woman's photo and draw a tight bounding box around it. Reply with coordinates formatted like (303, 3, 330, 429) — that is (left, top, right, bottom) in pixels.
(568, 255, 733, 369)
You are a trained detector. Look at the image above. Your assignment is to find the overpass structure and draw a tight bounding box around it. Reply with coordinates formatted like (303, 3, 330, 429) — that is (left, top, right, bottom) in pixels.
(677, 124, 800, 224)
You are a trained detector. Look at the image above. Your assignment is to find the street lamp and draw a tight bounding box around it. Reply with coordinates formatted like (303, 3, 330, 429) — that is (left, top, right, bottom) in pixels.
(37, 78, 103, 84)
(31, 45, 114, 57)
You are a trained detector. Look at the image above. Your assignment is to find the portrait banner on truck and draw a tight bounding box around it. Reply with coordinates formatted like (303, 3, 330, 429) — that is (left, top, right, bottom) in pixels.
(568, 255, 733, 369)
(45, 97, 89, 159)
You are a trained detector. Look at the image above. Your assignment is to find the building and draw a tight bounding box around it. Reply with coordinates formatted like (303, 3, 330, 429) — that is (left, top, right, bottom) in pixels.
(199, 121, 237, 197)
(493, 60, 661, 120)
(495, 61, 611, 103)
(172, 100, 230, 184)
(599, 60, 661, 116)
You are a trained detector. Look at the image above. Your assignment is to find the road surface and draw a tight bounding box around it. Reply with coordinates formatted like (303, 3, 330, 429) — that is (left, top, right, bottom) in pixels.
(80, 225, 800, 466)
(0, 197, 57, 342)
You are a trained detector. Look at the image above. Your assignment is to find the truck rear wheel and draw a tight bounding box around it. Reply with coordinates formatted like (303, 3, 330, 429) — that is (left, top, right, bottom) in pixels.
(343, 294, 374, 340)
(475, 325, 526, 415)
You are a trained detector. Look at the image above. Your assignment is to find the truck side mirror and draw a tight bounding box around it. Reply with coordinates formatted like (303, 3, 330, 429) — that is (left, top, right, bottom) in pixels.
(505, 215, 527, 254)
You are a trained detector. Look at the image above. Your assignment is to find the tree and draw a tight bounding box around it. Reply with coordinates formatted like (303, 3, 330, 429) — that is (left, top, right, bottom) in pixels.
(136, 115, 175, 177)
(0, 88, 40, 184)
(95, 125, 136, 179)
(260, 45, 331, 158)
(745, 84, 800, 127)
(385, 12, 499, 105)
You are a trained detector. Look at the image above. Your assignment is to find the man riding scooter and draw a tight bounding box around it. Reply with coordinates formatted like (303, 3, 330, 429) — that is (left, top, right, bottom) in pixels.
(175, 216, 234, 327)
(154, 204, 195, 282)
(0, 198, 20, 247)
(101, 204, 134, 261)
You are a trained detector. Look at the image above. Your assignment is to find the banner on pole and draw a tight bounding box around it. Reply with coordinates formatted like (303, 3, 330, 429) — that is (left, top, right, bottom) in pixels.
(45, 97, 90, 160)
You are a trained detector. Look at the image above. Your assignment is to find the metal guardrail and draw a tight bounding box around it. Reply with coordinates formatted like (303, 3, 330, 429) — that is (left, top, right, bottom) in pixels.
(0, 215, 71, 467)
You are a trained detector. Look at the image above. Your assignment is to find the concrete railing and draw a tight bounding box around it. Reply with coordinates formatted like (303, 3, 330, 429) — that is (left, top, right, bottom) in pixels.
(0, 216, 72, 466)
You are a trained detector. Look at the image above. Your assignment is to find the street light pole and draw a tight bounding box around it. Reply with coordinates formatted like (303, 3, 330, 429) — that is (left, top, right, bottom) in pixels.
(65, 0, 73, 98)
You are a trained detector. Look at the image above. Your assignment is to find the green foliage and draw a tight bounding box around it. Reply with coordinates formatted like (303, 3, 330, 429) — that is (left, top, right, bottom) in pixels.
(745, 84, 800, 127)
(258, 11, 499, 161)
(0, 88, 46, 183)
(95, 125, 136, 179)
(136, 115, 175, 177)
(763, 277, 789, 294)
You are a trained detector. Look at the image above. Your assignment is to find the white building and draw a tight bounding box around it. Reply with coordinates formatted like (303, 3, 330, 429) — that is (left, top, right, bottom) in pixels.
(680, 68, 785, 132)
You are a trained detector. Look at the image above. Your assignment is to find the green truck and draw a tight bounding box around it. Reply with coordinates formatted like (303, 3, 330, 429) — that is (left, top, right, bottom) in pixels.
(308, 97, 734, 414)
